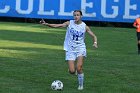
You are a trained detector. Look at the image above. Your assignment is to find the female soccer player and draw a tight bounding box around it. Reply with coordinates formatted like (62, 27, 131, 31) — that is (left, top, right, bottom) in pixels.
(40, 10, 98, 90)
(133, 16, 140, 54)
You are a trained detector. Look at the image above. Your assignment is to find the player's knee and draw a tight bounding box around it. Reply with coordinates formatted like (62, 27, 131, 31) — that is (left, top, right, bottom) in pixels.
(77, 66, 82, 73)
(69, 70, 75, 74)
(69, 71, 75, 74)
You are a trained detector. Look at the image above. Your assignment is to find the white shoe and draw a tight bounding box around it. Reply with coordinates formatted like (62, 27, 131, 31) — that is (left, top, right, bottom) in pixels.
(78, 85, 83, 90)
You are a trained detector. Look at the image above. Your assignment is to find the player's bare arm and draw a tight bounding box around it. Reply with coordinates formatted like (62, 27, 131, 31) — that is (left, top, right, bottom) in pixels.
(133, 20, 140, 29)
(40, 20, 70, 28)
(86, 26, 98, 48)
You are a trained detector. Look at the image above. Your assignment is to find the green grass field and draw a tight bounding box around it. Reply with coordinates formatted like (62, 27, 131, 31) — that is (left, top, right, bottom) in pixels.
(0, 22, 139, 93)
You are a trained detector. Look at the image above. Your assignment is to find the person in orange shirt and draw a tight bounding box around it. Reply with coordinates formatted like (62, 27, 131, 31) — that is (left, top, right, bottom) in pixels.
(133, 17, 140, 54)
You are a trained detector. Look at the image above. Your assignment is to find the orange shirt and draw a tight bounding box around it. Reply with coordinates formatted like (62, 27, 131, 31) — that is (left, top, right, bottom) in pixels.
(133, 18, 140, 32)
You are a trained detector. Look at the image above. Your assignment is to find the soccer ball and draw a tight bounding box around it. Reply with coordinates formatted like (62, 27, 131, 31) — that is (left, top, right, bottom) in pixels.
(51, 80, 63, 90)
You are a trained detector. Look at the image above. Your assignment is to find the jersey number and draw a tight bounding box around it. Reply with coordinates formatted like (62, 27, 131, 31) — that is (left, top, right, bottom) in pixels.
(73, 35, 79, 41)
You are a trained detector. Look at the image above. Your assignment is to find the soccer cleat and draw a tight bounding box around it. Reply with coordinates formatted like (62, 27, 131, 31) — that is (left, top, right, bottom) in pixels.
(78, 85, 83, 90)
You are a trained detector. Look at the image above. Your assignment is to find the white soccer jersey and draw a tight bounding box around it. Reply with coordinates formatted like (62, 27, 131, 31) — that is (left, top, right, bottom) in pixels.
(64, 20, 86, 52)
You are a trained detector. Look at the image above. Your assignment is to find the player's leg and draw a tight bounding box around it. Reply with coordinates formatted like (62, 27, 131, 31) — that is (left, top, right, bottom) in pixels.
(137, 32, 140, 54)
(77, 56, 84, 74)
(68, 60, 76, 74)
(66, 51, 76, 74)
(138, 40, 140, 54)
(76, 56, 84, 90)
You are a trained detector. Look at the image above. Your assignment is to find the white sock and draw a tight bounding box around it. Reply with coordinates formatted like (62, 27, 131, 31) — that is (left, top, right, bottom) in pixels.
(78, 73, 84, 86)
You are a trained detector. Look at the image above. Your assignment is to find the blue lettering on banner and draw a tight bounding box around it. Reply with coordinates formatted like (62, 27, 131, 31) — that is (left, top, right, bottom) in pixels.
(0, 0, 140, 23)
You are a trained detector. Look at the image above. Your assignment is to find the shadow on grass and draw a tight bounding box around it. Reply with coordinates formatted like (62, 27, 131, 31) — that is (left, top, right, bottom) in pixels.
(0, 46, 65, 61)
(0, 29, 65, 46)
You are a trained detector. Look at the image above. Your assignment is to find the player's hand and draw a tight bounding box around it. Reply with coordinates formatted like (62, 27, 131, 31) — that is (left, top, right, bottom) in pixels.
(93, 42, 98, 48)
(39, 19, 46, 24)
(42, 22, 48, 25)
(137, 25, 139, 28)
(39, 19, 49, 26)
